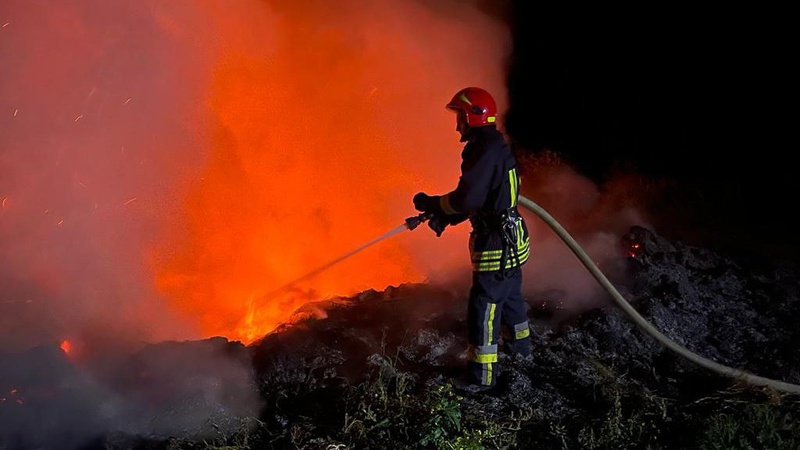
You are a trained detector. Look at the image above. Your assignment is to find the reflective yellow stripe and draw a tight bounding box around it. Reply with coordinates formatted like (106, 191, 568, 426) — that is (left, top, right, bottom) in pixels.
(515, 328, 531, 339)
(470, 225, 529, 263)
(474, 353, 498, 364)
(473, 249, 503, 260)
(487, 303, 496, 345)
(518, 249, 530, 263)
(472, 250, 529, 271)
(469, 340, 498, 385)
(472, 243, 529, 262)
(473, 258, 526, 271)
(468, 344, 498, 363)
(470, 237, 530, 270)
(509, 168, 517, 207)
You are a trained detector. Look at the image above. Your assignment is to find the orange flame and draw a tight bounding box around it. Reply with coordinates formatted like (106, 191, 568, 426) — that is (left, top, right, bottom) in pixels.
(60, 339, 71, 354)
(149, 1, 511, 344)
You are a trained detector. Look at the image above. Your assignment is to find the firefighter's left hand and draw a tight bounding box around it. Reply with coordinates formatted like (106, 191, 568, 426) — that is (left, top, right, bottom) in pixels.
(428, 214, 448, 237)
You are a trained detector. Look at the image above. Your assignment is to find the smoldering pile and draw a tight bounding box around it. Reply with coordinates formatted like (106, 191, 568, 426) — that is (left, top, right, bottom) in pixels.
(3, 225, 799, 449)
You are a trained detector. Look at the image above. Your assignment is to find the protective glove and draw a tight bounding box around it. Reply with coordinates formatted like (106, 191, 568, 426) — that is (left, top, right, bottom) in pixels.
(428, 214, 448, 237)
(413, 192, 442, 214)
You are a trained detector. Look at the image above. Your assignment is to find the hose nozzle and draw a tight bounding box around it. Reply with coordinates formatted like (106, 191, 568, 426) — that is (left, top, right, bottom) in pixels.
(405, 213, 430, 231)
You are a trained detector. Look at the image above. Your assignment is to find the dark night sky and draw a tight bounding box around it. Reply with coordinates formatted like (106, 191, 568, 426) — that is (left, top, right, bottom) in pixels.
(503, 7, 798, 265)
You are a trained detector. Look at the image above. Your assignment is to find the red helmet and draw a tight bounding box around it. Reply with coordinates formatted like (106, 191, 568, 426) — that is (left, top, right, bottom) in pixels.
(445, 87, 498, 127)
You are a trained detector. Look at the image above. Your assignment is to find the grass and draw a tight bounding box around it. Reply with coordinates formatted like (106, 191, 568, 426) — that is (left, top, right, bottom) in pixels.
(96, 352, 800, 450)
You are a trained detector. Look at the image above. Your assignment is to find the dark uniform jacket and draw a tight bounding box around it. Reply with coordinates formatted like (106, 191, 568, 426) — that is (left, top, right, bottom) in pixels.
(438, 126, 530, 272)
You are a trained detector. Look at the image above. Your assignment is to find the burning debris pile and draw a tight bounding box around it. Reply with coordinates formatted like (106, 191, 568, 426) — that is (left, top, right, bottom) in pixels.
(3, 225, 799, 449)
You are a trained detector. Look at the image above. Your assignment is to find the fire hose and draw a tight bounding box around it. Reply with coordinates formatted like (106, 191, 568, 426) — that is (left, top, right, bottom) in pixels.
(515, 195, 800, 395)
(260, 198, 800, 394)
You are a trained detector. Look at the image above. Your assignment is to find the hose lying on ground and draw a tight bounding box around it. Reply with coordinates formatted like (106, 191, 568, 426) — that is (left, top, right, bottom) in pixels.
(517, 195, 800, 395)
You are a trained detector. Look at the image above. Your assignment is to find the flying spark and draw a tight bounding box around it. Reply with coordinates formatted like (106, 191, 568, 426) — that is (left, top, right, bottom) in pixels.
(13, 109, 18, 117)
(123, 197, 138, 205)
(74, 114, 84, 122)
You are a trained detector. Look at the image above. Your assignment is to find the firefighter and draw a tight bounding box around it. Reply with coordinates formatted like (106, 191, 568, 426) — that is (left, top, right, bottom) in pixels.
(413, 86, 532, 393)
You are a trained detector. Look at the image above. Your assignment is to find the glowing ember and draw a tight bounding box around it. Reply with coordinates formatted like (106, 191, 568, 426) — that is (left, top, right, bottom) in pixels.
(1, 389, 24, 405)
(621, 228, 646, 260)
(59, 340, 71, 354)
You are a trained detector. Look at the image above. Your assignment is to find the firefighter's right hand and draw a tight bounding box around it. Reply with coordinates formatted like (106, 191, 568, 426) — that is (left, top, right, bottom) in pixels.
(428, 214, 448, 237)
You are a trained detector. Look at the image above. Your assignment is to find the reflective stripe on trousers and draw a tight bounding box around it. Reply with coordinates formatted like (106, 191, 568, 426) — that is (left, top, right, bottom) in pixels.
(466, 270, 531, 386)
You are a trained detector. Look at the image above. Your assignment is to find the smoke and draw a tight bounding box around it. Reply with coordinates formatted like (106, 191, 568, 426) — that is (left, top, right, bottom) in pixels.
(517, 152, 655, 321)
(0, 0, 512, 350)
(0, 0, 204, 353)
(1, 339, 261, 449)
